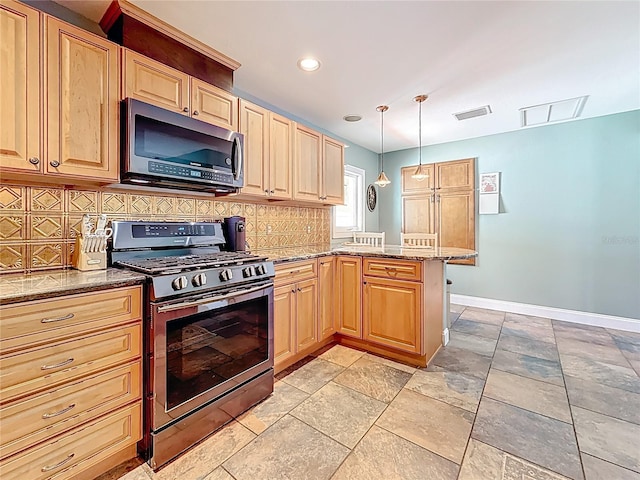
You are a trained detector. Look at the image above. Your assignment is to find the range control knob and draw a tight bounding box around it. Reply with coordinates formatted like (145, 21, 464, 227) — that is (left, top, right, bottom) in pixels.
(171, 276, 188, 291)
(219, 269, 233, 281)
(192, 273, 207, 287)
(243, 266, 256, 278)
(255, 264, 267, 275)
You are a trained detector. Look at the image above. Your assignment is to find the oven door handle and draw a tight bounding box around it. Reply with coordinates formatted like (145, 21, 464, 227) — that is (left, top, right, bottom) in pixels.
(157, 283, 270, 313)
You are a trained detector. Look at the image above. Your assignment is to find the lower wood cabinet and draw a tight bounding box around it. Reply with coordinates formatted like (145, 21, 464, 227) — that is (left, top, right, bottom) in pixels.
(335, 256, 362, 338)
(0, 285, 143, 479)
(318, 257, 336, 340)
(363, 276, 422, 354)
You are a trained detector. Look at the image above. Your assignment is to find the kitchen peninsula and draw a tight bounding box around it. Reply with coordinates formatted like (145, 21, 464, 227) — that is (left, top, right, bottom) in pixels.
(272, 246, 477, 372)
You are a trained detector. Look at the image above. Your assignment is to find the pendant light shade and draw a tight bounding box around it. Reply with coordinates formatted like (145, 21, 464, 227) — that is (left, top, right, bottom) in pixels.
(374, 105, 391, 187)
(411, 94, 429, 182)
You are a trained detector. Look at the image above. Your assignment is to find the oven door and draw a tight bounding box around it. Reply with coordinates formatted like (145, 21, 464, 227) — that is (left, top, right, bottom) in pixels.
(150, 280, 273, 430)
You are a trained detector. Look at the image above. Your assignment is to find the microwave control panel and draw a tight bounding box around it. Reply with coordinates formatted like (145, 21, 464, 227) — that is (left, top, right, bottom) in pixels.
(149, 161, 233, 183)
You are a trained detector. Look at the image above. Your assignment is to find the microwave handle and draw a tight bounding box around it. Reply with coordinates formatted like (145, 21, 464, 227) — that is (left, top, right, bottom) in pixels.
(233, 136, 243, 181)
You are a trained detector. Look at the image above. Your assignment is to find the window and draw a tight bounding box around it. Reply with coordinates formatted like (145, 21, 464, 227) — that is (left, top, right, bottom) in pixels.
(332, 165, 365, 238)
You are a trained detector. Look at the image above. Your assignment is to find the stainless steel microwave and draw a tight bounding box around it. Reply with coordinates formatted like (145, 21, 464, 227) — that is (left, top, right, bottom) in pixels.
(121, 98, 243, 193)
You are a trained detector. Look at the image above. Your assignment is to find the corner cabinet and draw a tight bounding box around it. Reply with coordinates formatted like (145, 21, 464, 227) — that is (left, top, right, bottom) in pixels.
(123, 49, 237, 131)
(0, 2, 119, 183)
(239, 99, 293, 199)
(294, 125, 344, 205)
(335, 256, 362, 338)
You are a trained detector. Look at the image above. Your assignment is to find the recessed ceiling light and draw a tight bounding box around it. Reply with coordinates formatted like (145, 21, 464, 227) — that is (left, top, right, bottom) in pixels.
(343, 114, 362, 122)
(297, 57, 321, 72)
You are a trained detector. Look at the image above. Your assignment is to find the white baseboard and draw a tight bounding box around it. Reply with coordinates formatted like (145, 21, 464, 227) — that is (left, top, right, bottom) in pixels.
(450, 294, 640, 333)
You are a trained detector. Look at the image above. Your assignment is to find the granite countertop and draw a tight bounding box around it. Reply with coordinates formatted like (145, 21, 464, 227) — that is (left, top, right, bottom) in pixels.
(267, 244, 477, 264)
(0, 268, 147, 305)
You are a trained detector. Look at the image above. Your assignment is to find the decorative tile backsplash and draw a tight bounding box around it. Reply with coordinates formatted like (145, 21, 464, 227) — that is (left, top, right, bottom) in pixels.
(0, 185, 330, 274)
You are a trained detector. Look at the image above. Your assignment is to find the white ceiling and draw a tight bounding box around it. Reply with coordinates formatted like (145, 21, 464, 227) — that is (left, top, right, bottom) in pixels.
(54, 0, 640, 153)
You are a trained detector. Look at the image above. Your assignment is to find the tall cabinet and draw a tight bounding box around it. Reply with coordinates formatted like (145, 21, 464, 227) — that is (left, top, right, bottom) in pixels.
(401, 158, 476, 265)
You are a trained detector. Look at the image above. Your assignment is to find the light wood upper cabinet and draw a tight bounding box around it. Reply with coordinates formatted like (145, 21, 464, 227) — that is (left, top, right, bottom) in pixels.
(0, 1, 40, 173)
(191, 77, 237, 131)
(438, 189, 476, 265)
(239, 100, 269, 196)
(239, 100, 293, 199)
(322, 136, 344, 205)
(123, 49, 237, 130)
(335, 256, 362, 338)
(318, 257, 336, 341)
(401, 164, 434, 195)
(123, 49, 189, 113)
(436, 158, 475, 190)
(294, 124, 322, 202)
(295, 278, 318, 351)
(269, 112, 294, 199)
(363, 277, 422, 354)
(45, 16, 119, 181)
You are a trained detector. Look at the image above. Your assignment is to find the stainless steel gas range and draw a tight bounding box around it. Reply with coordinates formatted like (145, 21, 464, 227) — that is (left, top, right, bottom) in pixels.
(110, 221, 275, 470)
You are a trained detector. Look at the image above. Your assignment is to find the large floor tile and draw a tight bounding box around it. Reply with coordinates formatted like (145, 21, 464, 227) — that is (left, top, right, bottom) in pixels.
(450, 303, 466, 314)
(333, 356, 412, 403)
(559, 354, 640, 394)
(222, 415, 349, 480)
(289, 381, 386, 448)
(95, 459, 149, 480)
(448, 331, 497, 357)
(405, 369, 484, 413)
(280, 357, 344, 394)
(315, 344, 365, 367)
(147, 421, 256, 480)
(459, 438, 572, 480)
(237, 380, 309, 434)
(617, 340, 640, 369)
(496, 332, 560, 361)
(572, 406, 640, 473)
(431, 346, 492, 379)
(553, 321, 615, 347)
(556, 335, 631, 367)
(331, 425, 459, 480)
(492, 349, 565, 386)
(451, 318, 501, 340)
(582, 454, 640, 480)
(376, 388, 474, 464)
(457, 307, 505, 326)
(202, 468, 235, 480)
(363, 352, 417, 374)
(483, 369, 572, 423)
(565, 375, 640, 425)
(502, 315, 556, 344)
(472, 398, 583, 479)
(608, 329, 640, 347)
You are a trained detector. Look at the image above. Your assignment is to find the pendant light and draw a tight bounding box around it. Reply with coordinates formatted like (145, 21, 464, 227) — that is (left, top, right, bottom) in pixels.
(411, 94, 430, 182)
(374, 105, 391, 187)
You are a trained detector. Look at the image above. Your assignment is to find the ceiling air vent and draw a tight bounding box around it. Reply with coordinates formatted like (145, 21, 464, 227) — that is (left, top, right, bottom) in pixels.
(520, 96, 588, 127)
(453, 105, 492, 121)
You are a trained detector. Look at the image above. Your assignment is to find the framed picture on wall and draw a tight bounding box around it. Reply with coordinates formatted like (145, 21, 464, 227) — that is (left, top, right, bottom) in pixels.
(480, 172, 500, 193)
(366, 184, 377, 212)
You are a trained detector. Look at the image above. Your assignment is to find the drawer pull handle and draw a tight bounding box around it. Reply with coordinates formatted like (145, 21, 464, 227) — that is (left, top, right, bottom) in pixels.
(41, 313, 74, 323)
(42, 403, 76, 419)
(41, 358, 74, 370)
(41, 453, 75, 472)
(384, 267, 397, 271)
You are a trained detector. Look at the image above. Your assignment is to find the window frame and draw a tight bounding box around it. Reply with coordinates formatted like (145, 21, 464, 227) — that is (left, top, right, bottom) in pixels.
(332, 164, 365, 239)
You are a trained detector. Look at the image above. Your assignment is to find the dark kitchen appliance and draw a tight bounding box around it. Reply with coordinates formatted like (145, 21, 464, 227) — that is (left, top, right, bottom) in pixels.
(110, 220, 274, 470)
(223, 216, 246, 252)
(121, 98, 244, 193)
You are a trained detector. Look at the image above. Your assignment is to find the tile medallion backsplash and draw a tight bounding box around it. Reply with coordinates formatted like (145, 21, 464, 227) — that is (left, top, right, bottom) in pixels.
(0, 185, 330, 274)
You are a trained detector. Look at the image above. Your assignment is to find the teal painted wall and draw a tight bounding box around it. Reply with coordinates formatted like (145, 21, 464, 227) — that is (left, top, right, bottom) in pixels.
(378, 110, 640, 319)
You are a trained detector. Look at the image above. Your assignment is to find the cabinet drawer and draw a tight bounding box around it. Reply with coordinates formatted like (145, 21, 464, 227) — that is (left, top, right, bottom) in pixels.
(0, 402, 141, 480)
(0, 324, 141, 403)
(363, 258, 422, 282)
(275, 259, 317, 285)
(0, 361, 141, 460)
(0, 286, 142, 353)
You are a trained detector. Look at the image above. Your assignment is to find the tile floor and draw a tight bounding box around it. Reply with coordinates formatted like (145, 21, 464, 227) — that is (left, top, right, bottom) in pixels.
(99, 306, 640, 480)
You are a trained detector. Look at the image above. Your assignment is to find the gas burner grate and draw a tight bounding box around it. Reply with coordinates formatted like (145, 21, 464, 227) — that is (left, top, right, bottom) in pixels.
(115, 251, 267, 275)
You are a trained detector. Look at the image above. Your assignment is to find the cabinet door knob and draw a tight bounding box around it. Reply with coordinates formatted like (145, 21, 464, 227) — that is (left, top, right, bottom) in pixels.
(193, 110, 199, 116)
(29, 157, 40, 165)
(49, 160, 60, 168)
(265, 189, 269, 194)
(183, 107, 189, 113)
(291, 289, 295, 294)
(297, 288, 302, 292)
(270, 190, 275, 194)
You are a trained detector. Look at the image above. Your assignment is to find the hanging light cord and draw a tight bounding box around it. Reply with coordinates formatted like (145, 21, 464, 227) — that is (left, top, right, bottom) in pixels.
(418, 99, 422, 166)
(380, 107, 385, 171)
